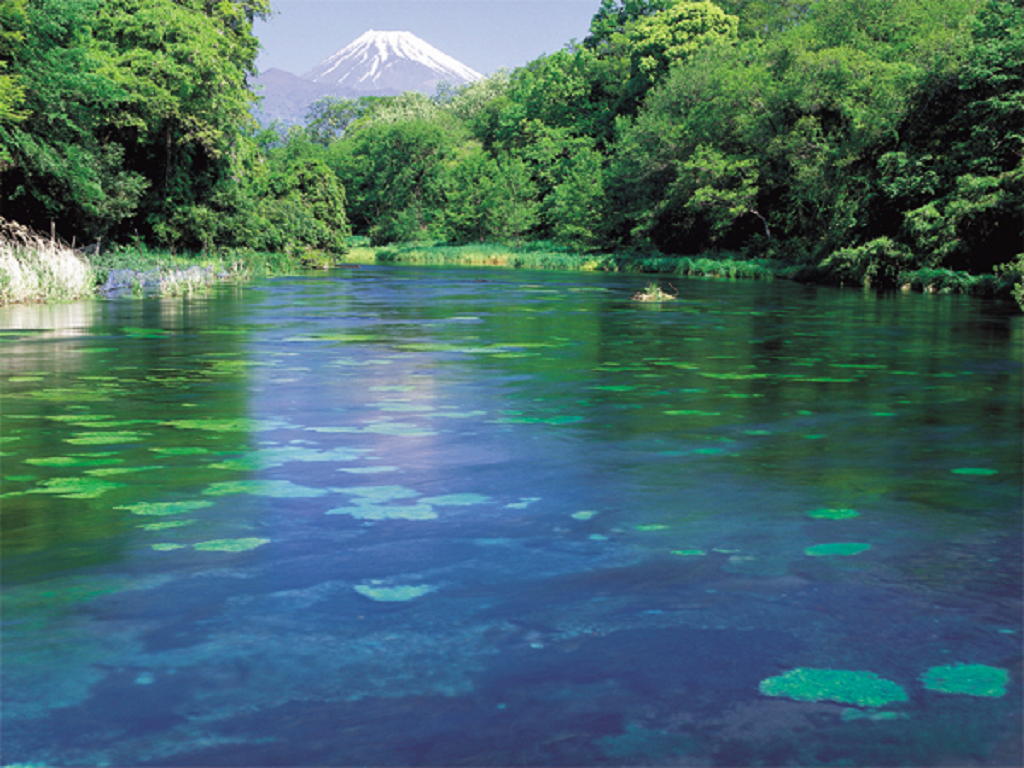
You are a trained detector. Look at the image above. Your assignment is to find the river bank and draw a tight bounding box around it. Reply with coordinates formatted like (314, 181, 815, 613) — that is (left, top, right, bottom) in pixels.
(2, 224, 1021, 308)
(346, 241, 1024, 307)
(0, 219, 306, 305)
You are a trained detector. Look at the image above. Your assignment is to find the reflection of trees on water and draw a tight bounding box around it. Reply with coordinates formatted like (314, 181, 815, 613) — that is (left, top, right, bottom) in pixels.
(1, 295, 253, 579)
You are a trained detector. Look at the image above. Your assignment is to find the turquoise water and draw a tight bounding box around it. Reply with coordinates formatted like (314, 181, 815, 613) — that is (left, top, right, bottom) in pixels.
(1, 267, 1021, 766)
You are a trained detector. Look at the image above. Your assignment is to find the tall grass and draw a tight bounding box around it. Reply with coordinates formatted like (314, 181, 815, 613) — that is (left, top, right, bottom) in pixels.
(0, 220, 95, 305)
(349, 241, 787, 281)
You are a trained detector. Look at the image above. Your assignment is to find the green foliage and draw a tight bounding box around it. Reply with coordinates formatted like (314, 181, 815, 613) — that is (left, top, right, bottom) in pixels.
(329, 99, 463, 243)
(1, 0, 1017, 302)
(442, 148, 539, 242)
(0, 0, 147, 236)
(249, 130, 350, 254)
(304, 96, 381, 145)
(820, 237, 918, 288)
(621, 2, 739, 91)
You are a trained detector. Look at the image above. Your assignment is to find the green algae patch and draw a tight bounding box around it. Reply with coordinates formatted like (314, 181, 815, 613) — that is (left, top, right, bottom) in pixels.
(28, 477, 125, 499)
(85, 465, 164, 477)
(117, 500, 214, 516)
(194, 537, 270, 552)
(362, 421, 438, 437)
(203, 480, 327, 498)
(207, 456, 264, 471)
(354, 583, 436, 602)
(506, 497, 541, 509)
(139, 520, 196, 531)
(339, 466, 399, 474)
(950, 467, 999, 476)
(258, 445, 367, 466)
(286, 332, 383, 343)
(419, 493, 490, 506)
(920, 664, 1008, 698)
(571, 509, 600, 521)
(162, 418, 257, 432)
(25, 455, 125, 468)
(151, 543, 186, 551)
(759, 668, 908, 707)
(328, 503, 438, 521)
(496, 414, 583, 425)
(664, 409, 722, 417)
(671, 549, 707, 557)
(635, 524, 670, 532)
(150, 446, 212, 456)
(807, 508, 860, 520)
(65, 431, 147, 445)
(805, 542, 872, 557)
(339, 485, 419, 503)
(840, 708, 908, 722)
(122, 326, 170, 338)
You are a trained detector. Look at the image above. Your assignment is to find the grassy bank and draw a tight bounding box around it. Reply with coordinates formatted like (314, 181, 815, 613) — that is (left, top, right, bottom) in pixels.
(346, 241, 788, 281)
(89, 245, 304, 298)
(0, 221, 95, 304)
(344, 240, 1024, 306)
(0, 219, 310, 306)
(4, 224, 1021, 309)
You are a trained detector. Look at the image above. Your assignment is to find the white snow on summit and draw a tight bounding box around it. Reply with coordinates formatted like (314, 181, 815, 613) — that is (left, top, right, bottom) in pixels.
(304, 30, 483, 90)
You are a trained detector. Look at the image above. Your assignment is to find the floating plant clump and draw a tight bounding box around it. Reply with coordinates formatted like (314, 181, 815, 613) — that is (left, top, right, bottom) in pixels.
(631, 282, 678, 302)
(759, 668, 908, 707)
(920, 664, 1009, 697)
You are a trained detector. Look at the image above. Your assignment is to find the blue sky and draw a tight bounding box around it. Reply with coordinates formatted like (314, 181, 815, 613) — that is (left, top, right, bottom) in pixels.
(255, 0, 600, 76)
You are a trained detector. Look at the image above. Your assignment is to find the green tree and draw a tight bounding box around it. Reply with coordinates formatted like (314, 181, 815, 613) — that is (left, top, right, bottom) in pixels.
(331, 102, 464, 243)
(442, 147, 538, 242)
(546, 143, 606, 246)
(304, 96, 380, 145)
(92, 0, 270, 247)
(0, 0, 145, 238)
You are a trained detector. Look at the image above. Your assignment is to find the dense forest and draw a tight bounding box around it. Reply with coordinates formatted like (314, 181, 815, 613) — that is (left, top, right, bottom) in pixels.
(1, 0, 1021, 290)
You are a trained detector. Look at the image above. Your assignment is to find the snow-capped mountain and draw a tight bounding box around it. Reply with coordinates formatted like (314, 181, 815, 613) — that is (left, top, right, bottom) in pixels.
(253, 30, 482, 125)
(305, 30, 482, 95)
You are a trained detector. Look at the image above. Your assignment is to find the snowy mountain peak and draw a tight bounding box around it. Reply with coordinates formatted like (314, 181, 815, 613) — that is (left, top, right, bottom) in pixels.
(303, 29, 483, 93)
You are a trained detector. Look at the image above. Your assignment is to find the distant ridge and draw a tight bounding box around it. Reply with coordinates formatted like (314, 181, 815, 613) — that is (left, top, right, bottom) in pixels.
(253, 30, 482, 125)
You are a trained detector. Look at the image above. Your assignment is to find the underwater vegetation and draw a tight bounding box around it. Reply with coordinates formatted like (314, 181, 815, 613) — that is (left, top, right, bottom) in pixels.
(758, 668, 908, 708)
(921, 664, 1010, 698)
(1, 266, 1019, 767)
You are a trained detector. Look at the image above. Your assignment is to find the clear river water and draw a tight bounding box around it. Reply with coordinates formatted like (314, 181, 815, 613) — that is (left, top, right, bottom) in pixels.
(1, 266, 1021, 767)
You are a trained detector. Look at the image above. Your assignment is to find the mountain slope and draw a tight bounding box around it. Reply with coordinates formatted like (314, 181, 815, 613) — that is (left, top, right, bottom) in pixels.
(252, 68, 339, 125)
